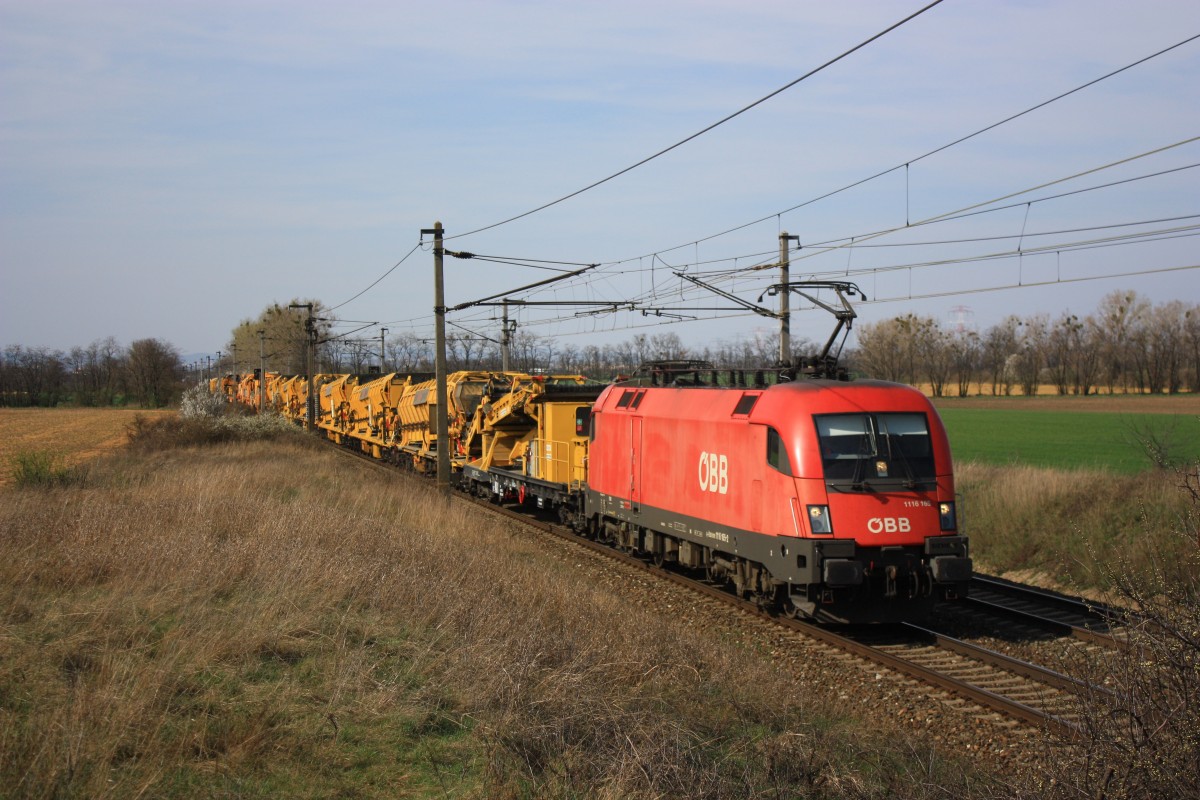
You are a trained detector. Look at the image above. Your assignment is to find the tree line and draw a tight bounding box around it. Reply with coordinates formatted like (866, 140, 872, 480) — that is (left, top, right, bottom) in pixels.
(224, 298, 819, 380)
(0, 337, 183, 408)
(314, 290, 1197, 395)
(852, 291, 1199, 396)
(5, 288, 1193, 408)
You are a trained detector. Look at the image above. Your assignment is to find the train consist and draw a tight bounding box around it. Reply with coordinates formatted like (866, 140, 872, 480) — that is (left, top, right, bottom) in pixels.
(211, 358, 971, 623)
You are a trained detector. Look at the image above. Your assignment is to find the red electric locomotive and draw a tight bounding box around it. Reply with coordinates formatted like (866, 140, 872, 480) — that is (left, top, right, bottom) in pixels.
(583, 363, 971, 623)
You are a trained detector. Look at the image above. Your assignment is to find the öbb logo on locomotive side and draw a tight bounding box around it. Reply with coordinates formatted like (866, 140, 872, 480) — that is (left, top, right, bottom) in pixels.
(698, 451, 728, 494)
(868, 517, 912, 534)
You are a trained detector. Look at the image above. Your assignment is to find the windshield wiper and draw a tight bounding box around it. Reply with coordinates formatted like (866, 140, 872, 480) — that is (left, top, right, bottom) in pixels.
(884, 431, 920, 490)
(849, 433, 873, 491)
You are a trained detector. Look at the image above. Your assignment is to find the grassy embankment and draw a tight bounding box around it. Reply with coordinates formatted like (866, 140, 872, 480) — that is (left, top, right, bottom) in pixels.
(2, 400, 1196, 798)
(2, 415, 991, 799)
(934, 396, 1199, 590)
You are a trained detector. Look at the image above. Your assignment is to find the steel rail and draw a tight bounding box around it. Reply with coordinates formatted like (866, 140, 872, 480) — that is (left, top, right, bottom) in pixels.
(972, 574, 1126, 620)
(463, 487, 1088, 740)
(899, 622, 1115, 700)
(966, 576, 1132, 652)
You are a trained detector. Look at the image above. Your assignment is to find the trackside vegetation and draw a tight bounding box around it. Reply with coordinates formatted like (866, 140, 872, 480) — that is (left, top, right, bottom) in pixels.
(2, 401, 1197, 798)
(2, 415, 996, 799)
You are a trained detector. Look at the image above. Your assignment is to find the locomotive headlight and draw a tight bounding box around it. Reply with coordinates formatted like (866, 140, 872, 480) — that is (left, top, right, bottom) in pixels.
(939, 502, 957, 531)
(807, 505, 832, 535)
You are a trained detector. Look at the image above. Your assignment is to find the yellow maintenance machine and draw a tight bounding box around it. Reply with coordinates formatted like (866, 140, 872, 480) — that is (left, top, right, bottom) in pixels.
(262, 373, 287, 413)
(219, 374, 237, 402)
(317, 374, 358, 442)
(279, 374, 338, 427)
(346, 372, 417, 459)
(458, 374, 605, 511)
(234, 373, 255, 408)
(393, 371, 523, 472)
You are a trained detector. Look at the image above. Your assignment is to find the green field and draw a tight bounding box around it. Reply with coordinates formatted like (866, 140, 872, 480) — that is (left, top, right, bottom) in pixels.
(938, 408, 1200, 473)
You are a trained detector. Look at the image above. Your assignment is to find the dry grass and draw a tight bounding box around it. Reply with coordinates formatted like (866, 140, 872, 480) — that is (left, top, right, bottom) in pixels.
(1, 432, 991, 799)
(957, 461, 1198, 593)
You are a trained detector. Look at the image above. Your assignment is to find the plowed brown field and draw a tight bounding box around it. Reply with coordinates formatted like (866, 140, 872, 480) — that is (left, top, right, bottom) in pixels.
(0, 408, 172, 485)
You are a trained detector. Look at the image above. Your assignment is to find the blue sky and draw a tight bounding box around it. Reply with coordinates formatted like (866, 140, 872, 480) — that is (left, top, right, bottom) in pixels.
(1, 0, 1197, 358)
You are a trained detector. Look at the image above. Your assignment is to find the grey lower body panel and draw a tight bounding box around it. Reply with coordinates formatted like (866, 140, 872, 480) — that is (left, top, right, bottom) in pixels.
(585, 489, 970, 590)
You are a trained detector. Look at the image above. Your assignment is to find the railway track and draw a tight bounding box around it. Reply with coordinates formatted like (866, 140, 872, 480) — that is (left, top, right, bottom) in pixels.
(962, 574, 1133, 651)
(326, 441, 1104, 740)
(510, 501, 1102, 739)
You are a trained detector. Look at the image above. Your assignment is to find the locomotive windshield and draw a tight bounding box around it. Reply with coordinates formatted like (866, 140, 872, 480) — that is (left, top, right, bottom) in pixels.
(814, 413, 935, 488)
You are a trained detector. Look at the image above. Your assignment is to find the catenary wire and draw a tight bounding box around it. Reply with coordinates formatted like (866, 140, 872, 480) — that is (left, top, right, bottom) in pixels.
(327, 243, 421, 313)
(447, 0, 947, 241)
(606, 32, 1200, 266)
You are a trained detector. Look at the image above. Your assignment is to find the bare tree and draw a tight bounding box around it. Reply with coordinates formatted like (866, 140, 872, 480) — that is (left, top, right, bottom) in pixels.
(1184, 304, 1200, 393)
(1144, 301, 1187, 394)
(917, 318, 954, 397)
(649, 332, 686, 361)
(853, 318, 910, 383)
(390, 332, 432, 373)
(1014, 314, 1048, 396)
(1095, 290, 1149, 393)
(948, 328, 980, 397)
(980, 317, 1019, 396)
(1047, 313, 1092, 395)
(0, 345, 67, 407)
(125, 338, 182, 407)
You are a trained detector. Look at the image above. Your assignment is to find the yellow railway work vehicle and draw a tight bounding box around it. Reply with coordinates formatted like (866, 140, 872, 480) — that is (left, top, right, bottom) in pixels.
(280, 374, 339, 427)
(459, 374, 605, 518)
(277, 376, 305, 422)
(317, 374, 358, 442)
(262, 373, 286, 413)
(394, 371, 524, 472)
(220, 374, 238, 402)
(235, 374, 250, 407)
(346, 372, 414, 459)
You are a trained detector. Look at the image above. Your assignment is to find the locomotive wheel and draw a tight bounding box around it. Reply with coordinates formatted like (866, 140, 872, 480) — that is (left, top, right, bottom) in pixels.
(782, 598, 807, 620)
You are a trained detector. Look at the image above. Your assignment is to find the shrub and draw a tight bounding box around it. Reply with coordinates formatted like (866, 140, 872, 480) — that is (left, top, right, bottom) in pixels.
(8, 449, 83, 488)
(179, 382, 228, 420)
(126, 407, 301, 453)
(1038, 460, 1200, 799)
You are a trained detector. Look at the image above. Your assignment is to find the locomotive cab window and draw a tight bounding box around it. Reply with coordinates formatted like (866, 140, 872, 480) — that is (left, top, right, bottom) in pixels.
(815, 413, 934, 486)
(766, 427, 792, 476)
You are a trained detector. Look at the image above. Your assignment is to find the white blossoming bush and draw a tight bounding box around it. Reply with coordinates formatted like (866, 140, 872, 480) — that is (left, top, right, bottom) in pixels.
(129, 384, 303, 451)
(211, 410, 298, 440)
(180, 383, 228, 420)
